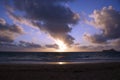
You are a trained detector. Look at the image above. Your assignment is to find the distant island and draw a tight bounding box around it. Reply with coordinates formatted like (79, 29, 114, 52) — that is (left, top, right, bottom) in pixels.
(102, 49, 119, 52)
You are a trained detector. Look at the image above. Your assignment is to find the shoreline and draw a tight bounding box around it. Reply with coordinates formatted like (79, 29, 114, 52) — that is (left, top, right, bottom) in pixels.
(0, 62, 120, 71)
(0, 62, 120, 80)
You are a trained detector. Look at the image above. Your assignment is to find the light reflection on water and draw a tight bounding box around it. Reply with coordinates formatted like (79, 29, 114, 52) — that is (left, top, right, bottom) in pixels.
(0, 60, 120, 64)
(5, 61, 120, 65)
(35, 61, 120, 65)
(39, 61, 120, 65)
(58, 62, 66, 65)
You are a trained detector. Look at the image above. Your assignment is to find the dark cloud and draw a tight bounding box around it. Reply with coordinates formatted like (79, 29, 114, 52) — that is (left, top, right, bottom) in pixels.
(0, 42, 17, 48)
(85, 6, 120, 44)
(84, 33, 107, 44)
(78, 44, 116, 51)
(7, 0, 79, 46)
(7, 10, 39, 30)
(0, 18, 6, 25)
(0, 18, 24, 43)
(45, 44, 58, 49)
(0, 41, 41, 49)
(19, 41, 41, 48)
(79, 45, 101, 51)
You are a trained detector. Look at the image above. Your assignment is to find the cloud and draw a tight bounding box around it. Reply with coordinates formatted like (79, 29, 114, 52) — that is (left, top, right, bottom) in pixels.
(109, 38, 120, 50)
(0, 18, 6, 25)
(45, 44, 58, 49)
(84, 33, 107, 44)
(7, 0, 79, 46)
(78, 45, 102, 51)
(85, 6, 120, 44)
(19, 41, 41, 48)
(76, 44, 118, 51)
(7, 9, 39, 30)
(0, 42, 17, 48)
(0, 40, 41, 48)
(0, 18, 24, 43)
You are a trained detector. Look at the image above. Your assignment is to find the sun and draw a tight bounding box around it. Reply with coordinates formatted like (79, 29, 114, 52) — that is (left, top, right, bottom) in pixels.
(55, 39, 67, 52)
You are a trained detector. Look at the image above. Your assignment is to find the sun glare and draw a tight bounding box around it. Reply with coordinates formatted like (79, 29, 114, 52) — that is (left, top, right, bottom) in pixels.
(55, 39, 67, 52)
(58, 62, 66, 65)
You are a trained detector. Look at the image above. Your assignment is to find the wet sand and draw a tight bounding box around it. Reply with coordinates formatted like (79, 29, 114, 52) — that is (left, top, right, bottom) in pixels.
(0, 62, 120, 80)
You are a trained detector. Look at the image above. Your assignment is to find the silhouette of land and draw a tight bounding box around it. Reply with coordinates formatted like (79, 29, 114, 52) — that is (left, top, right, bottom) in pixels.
(102, 49, 119, 52)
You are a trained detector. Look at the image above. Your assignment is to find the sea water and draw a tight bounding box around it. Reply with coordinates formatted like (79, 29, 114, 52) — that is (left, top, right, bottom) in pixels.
(0, 52, 120, 64)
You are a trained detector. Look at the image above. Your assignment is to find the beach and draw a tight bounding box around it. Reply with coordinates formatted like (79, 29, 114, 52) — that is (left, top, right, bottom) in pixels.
(0, 62, 120, 80)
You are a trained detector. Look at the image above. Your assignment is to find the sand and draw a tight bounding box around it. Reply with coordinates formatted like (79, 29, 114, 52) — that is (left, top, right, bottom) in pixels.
(0, 62, 120, 80)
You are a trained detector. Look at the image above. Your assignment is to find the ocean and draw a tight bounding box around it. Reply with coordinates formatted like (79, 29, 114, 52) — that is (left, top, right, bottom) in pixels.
(0, 52, 120, 64)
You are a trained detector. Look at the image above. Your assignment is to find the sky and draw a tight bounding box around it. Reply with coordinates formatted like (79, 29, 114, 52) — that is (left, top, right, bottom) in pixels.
(0, 0, 120, 52)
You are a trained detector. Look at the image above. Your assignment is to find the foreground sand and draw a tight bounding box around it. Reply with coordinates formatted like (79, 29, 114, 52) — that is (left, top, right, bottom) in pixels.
(0, 62, 120, 80)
